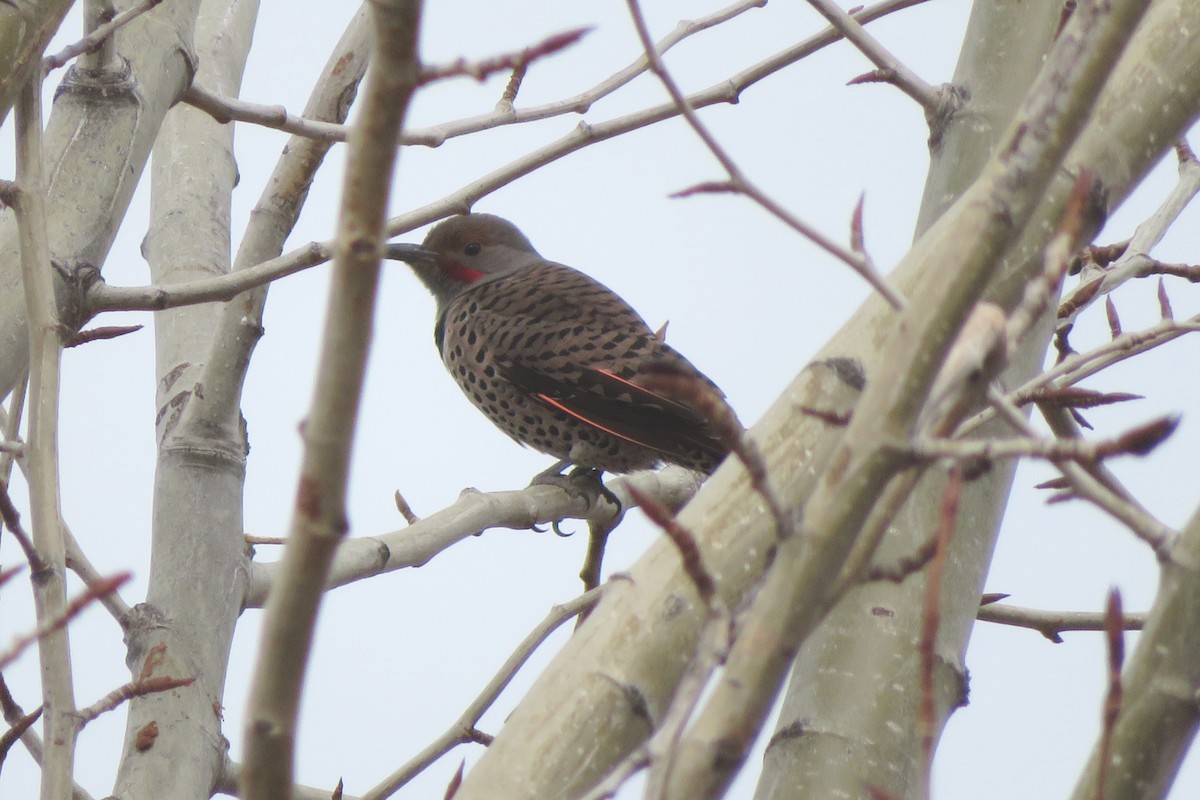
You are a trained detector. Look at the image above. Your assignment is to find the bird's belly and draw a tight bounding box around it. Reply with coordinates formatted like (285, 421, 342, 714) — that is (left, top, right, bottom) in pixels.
(445, 361, 660, 472)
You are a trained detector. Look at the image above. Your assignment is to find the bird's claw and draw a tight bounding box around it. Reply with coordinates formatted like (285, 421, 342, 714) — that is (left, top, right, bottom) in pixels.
(530, 463, 623, 514)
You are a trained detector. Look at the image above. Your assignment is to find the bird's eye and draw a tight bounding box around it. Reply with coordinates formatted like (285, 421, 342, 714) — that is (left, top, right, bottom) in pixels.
(464, 242, 481, 256)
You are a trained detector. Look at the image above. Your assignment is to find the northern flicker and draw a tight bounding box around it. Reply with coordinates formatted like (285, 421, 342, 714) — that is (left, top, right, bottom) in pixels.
(388, 213, 729, 476)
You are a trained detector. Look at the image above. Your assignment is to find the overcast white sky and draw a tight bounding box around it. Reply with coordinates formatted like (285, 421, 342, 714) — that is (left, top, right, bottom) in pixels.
(3, 1, 1200, 798)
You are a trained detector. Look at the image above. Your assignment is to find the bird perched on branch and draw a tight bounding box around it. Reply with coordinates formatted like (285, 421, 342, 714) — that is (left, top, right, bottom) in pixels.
(388, 213, 729, 482)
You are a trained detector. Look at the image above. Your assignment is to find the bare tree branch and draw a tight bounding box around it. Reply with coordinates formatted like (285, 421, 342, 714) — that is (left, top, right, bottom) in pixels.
(805, 0, 940, 109)
(43, 0, 165, 71)
(1058, 136, 1200, 328)
(240, 4, 422, 796)
(246, 466, 702, 607)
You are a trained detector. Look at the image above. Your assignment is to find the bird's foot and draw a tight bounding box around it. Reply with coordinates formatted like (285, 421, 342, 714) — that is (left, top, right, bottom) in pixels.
(531, 458, 572, 485)
(530, 463, 622, 514)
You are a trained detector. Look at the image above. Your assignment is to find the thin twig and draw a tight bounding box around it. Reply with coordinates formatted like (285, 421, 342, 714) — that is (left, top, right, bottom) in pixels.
(86, 240, 332, 312)
(900, 414, 1178, 465)
(9, 73, 80, 797)
(0, 372, 27, 483)
(0, 426, 134, 624)
(43, 0, 165, 70)
(641, 608, 733, 799)
(628, 485, 716, 605)
(578, 747, 651, 800)
(63, 524, 134, 622)
(864, 532, 938, 584)
(625, 0, 906, 309)
(636, 368, 793, 540)
(95, 0, 931, 316)
(217, 759, 360, 800)
(181, 0, 771, 146)
(1009, 171, 1095, 350)
(0, 481, 44, 570)
(393, 490, 419, 525)
(418, 27, 591, 85)
(0, 573, 132, 670)
(0, 704, 43, 771)
(976, 601, 1146, 643)
(77, 675, 197, 726)
(182, 83, 350, 143)
(577, 516, 618, 602)
(0, 676, 93, 800)
(64, 324, 144, 347)
(360, 588, 604, 800)
(957, 316, 1200, 438)
(987, 390, 1174, 553)
(1096, 588, 1125, 800)
(918, 471, 961, 793)
(1057, 136, 1200, 328)
(805, 0, 939, 108)
(0, 563, 23, 589)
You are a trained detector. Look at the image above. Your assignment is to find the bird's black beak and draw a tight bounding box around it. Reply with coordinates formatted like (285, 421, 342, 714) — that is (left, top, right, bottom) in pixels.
(385, 242, 437, 266)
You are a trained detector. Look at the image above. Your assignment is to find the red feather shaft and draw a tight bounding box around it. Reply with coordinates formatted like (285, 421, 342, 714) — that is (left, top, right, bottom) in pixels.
(534, 392, 651, 449)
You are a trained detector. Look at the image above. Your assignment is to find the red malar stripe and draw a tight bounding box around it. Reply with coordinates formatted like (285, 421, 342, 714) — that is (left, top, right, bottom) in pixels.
(444, 261, 486, 283)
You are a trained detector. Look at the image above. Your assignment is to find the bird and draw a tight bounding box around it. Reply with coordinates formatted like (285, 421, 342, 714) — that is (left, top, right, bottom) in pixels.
(387, 213, 730, 481)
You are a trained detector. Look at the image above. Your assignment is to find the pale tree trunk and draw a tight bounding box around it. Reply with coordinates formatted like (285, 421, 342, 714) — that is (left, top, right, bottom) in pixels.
(0, 0, 74, 125)
(755, 4, 1062, 796)
(112, 3, 374, 799)
(1, 3, 202, 798)
(110, 2, 258, 798)
(0, 0, 202, 399)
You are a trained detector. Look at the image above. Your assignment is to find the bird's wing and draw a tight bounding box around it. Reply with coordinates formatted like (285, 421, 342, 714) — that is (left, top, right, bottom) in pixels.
(448, 262, 728, 467)
(497, 359, 728, 468)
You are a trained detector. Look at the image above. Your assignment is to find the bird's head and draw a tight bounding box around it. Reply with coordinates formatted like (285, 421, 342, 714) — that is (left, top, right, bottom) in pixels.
(388, 213, 541, 310)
